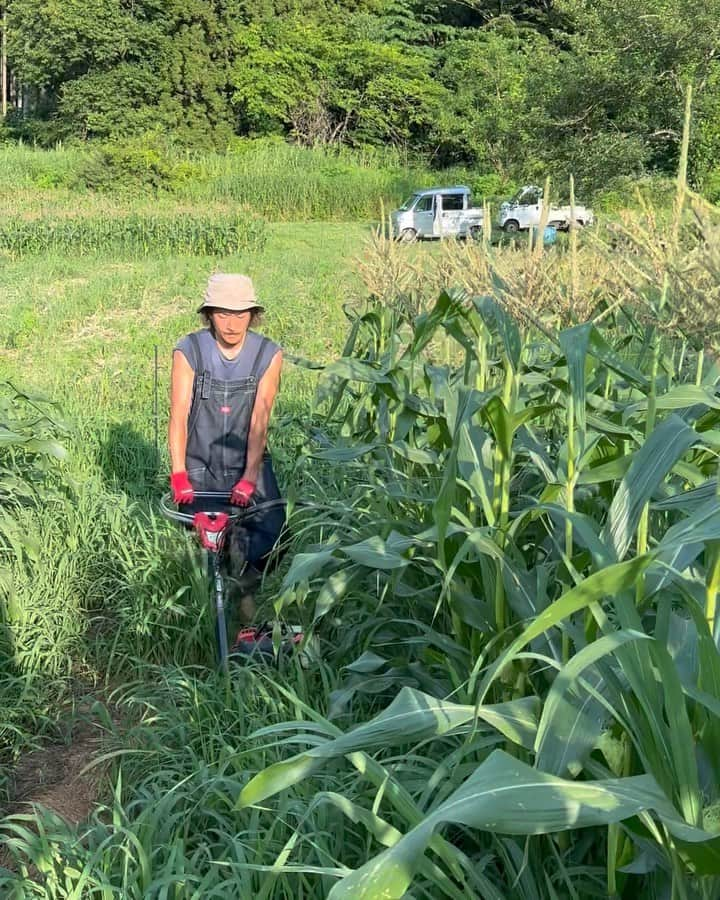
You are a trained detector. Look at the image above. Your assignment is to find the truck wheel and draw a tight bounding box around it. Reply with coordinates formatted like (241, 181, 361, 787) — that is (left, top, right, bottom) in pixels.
(548, 220, 564, 230)
(399, 228, 418, 243)
(468, 225, 483, 242)
(503, 220, 520, 234)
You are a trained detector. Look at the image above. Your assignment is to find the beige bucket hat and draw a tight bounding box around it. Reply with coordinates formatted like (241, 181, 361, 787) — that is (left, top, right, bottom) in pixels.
(197, 273, 264, 313)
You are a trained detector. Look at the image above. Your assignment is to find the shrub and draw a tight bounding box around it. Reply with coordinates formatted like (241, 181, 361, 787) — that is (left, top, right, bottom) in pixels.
(77, 138, 174, 193)
(75, 135, 205, 194)
(702, 166, 720, 204)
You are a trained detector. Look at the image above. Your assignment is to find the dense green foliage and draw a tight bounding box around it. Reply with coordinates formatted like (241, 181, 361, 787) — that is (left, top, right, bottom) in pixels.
(3, 0, 720, 193)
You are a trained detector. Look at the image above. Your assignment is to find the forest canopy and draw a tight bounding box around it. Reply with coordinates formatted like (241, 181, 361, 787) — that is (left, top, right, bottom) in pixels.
(2, 0, 719, 192)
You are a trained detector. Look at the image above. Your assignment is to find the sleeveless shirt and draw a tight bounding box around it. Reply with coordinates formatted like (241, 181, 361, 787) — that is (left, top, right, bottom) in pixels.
(175, 329, 280, 382)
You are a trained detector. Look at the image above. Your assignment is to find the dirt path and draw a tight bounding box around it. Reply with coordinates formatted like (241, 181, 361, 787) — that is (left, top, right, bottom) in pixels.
(0, 693, 121, 875)
(2, 718, 111, 824)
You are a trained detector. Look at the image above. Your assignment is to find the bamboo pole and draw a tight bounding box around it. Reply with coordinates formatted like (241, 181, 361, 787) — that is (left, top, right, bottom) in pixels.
(1, 3, 8, 119)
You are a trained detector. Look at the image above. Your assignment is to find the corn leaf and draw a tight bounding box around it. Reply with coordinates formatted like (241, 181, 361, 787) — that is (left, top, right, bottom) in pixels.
(601, 414, 697, 561)
(535, 630, 650, 776)
(479, 555, 652, 702)
(559, 323, 592, 436)
(238, 688, 540, 808)
(328, 750, 710, 900)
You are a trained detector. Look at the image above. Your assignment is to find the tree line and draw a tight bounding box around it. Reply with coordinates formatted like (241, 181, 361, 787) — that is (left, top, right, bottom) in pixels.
(1, 0, 719, 193)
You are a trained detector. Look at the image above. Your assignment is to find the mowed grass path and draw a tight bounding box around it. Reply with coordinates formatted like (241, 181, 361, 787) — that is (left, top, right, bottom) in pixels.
(1, 222, 368, 485)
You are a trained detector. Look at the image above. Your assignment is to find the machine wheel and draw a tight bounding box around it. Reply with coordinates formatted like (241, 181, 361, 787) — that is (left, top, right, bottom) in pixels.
(503, 219, 520, 234)
(399, 228, 418, 243)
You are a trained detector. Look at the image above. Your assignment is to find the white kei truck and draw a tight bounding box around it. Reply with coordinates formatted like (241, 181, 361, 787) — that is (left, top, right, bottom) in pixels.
(391, 186, 484, 241)
(497, 185, 594, 233)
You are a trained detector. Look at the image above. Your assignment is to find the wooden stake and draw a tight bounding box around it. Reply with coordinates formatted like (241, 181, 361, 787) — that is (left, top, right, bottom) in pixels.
(1, 4, 8, 119)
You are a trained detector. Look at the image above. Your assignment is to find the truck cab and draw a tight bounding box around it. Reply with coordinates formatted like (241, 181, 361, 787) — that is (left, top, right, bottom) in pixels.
(391, 186, 484, 242)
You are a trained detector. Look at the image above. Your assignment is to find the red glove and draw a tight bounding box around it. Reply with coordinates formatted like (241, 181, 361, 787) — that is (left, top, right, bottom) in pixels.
(230, 478, 256, 507)
(170, 471, 194, 504)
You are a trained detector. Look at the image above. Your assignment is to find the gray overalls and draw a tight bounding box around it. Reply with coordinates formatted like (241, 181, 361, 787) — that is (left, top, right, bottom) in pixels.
(184, 332, 285, 571)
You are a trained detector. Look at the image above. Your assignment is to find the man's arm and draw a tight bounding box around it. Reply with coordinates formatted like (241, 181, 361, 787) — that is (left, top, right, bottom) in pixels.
(168, 350, 195, 473)
(242, 350, 283, 484)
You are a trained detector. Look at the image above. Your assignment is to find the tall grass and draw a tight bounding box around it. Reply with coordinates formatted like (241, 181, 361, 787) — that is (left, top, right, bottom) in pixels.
(176, 140, 442, 220)
(0, 144, 86, 191)
(0, 665, 364, 899)
(0, 140, 509, 221)
(0, 383, 76, 790)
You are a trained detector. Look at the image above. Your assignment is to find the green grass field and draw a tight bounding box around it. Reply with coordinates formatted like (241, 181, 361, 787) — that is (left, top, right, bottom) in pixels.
(0, 219, 369, 508)
(1, 220, 363, 403)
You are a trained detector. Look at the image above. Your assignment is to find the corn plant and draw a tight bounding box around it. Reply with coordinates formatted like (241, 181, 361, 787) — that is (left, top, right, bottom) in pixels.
(248, 273, 720, 897)
(246, 121, 720, 892)
(0, 213, 267, 259)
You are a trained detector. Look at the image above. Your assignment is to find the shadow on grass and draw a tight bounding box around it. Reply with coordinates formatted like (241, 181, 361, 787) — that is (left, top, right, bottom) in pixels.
(95, 423, 161, 499)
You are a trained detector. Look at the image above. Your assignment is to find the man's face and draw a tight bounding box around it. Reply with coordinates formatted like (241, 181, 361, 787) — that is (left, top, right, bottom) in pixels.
(210, 309, 251, 344)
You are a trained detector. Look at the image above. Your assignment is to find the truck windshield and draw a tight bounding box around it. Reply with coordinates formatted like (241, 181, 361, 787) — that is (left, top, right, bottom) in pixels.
(515, 187, 542, 205)
(399, 194, 419, 211)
